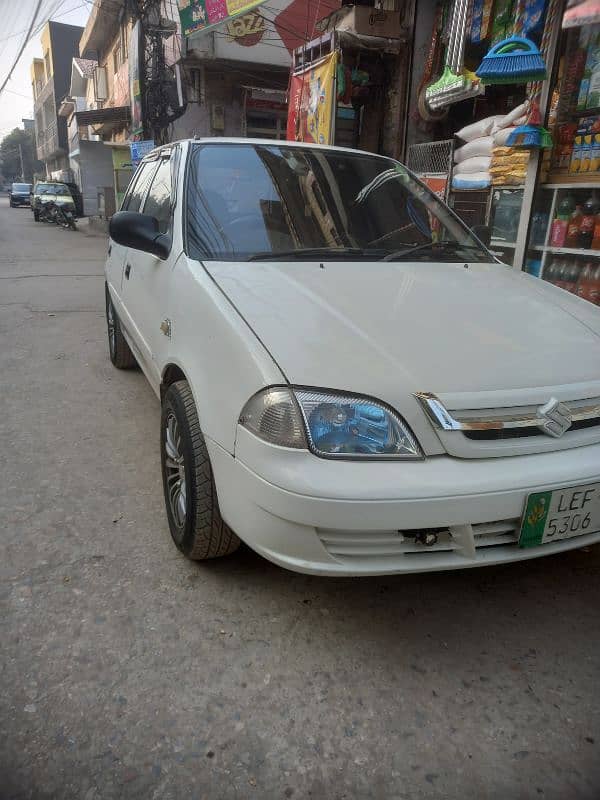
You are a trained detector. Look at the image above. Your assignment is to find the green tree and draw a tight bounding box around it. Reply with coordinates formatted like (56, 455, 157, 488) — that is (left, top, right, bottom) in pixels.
(0, 128, 43, 182)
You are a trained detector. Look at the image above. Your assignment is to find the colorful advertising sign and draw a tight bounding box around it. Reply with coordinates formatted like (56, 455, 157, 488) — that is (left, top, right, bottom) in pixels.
(178, 0, 270, 37)
(287, 52, 337, 145)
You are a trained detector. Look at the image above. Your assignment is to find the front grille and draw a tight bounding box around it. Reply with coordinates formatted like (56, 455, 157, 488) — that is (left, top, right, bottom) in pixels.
(317, 519, 520, 563)
(463, 417, 600, 441)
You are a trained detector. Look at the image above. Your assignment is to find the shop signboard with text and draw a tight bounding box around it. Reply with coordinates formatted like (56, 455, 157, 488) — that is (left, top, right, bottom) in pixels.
(179, 0, 269, 37)
(185, 0, 340, 65)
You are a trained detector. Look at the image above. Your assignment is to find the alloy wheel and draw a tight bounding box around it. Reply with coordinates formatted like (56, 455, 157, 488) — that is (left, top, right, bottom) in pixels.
(164, 412, 187, 531)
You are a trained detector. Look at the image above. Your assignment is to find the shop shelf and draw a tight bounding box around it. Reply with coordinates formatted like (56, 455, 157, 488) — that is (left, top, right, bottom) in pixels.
(490, 239, 516, 248)
(530, 245, 600, 257)
(541, 177, 600, 189)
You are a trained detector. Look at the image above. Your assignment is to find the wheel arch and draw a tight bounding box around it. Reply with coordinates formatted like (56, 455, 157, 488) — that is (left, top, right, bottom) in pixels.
(161, 362, 190, 401)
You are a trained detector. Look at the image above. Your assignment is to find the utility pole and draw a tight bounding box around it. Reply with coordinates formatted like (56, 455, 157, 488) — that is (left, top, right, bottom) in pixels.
(130, 0, 185, 145)
(18, 143, 24, 181)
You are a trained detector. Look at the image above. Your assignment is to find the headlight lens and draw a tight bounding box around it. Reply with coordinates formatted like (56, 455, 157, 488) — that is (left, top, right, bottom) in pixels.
(295, 390, 423, 459)
(239, 387, 307, 449)
(239, 387, 423, 459)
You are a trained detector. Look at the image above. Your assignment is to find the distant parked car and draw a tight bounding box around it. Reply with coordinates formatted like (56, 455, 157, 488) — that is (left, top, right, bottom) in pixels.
(31, 182, 76, 221)
(9, 182, 32, 207)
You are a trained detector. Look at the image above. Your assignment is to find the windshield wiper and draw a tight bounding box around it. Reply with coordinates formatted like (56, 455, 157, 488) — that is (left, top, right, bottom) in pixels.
(246, 247, 373, 262)
(382, 241, 485, 261)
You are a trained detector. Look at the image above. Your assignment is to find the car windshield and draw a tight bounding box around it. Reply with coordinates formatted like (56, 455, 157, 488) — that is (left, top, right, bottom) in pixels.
(12, 183, 31, 192)
(37, 183, 70, 196)
(185, 143, 492, 263)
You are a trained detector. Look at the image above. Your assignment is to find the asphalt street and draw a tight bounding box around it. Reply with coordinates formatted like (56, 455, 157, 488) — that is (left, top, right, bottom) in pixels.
(1, 196, 600, 800)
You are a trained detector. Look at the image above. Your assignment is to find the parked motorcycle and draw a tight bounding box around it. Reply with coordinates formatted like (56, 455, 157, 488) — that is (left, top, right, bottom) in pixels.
(38, 200, 77, 230)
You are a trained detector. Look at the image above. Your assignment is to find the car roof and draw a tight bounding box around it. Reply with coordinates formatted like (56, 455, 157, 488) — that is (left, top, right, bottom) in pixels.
(140, 138, 397, 165)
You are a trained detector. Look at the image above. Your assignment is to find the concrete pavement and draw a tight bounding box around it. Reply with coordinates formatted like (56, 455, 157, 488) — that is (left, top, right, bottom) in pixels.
(1, 196, 599, 799)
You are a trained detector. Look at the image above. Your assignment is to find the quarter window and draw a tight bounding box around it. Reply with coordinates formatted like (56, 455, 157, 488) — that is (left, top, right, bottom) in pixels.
(142, 158, 172, 234)
(122, 162, 156, 212)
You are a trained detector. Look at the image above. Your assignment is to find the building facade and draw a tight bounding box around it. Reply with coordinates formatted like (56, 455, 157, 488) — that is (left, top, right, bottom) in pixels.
(30, 22, 84, 178)
(58, 58, 115, 216)
(175, 0, 339, 141)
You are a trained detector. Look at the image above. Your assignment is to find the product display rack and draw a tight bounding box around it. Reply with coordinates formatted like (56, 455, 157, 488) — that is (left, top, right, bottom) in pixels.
(529, 183, 600, 280)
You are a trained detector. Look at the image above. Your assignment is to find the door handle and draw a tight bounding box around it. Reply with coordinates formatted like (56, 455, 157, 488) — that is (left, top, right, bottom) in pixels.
(125, 263, 131, 279)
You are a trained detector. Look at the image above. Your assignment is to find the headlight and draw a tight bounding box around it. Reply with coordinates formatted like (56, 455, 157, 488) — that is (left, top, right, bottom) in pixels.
(295, 390, 423, 459)
(239, 387, 423, 459)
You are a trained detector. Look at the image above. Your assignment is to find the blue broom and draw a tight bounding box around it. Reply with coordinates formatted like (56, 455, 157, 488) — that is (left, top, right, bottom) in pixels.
(506, 98, 554, 148)
(475, 36, 547, 84)
(475, 0, 547, 85)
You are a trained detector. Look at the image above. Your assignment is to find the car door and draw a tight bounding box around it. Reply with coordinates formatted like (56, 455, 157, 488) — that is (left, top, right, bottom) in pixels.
(119, 152, 176, 389)
(106, 160, 158, 303)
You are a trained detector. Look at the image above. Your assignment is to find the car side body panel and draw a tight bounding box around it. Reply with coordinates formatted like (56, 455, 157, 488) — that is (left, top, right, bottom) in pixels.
(163, 252, 286, 453)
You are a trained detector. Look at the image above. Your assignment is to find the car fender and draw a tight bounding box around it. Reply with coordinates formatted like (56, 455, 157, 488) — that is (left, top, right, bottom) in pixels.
(161, 253, 285, 454)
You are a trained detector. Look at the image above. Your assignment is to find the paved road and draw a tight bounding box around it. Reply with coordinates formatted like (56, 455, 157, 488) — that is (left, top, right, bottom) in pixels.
(1, 197, 599, 800)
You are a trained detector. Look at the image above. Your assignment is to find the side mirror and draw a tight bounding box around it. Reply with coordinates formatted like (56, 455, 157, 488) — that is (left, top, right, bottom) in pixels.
(472, 223, 491, 248)
(109, 211, 171, 260)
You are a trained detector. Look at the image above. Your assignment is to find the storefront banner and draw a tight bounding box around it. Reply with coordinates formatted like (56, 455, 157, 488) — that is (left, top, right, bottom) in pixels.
(129, 21, 143, 140)
(178, 0, 270, 37)
(287, 52, 338, 145)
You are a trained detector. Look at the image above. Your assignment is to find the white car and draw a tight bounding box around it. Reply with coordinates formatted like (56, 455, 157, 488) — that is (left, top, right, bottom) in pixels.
(104, 138, 600, 576)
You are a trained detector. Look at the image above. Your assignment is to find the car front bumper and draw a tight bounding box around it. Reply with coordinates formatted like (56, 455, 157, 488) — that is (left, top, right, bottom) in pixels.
(11, 196, 29, 205)
(207, 427, 600, 576)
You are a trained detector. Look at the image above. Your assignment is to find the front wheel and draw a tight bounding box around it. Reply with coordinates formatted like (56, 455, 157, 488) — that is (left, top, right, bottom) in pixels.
(160, 380, 240, 561)
(33, 210, 39, 221)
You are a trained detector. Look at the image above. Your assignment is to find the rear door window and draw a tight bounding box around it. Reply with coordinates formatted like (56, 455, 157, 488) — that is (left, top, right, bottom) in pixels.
(141, 158, 172, 234)
(122, 161, 157, 212)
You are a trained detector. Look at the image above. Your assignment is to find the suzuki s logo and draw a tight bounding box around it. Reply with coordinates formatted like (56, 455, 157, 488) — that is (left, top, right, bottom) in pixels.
(536, 398, 572, 438)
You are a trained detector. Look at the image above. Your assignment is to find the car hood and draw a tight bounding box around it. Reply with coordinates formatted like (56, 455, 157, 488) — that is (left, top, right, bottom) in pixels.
(204, 259, 600, 397)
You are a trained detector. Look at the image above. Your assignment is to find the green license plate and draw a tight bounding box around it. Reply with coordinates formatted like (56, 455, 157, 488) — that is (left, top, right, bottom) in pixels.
(519, 482, 600, 548)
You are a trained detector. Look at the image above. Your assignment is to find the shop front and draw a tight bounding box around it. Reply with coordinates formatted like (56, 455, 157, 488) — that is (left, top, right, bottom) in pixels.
(405, 0, 600, 307)
(286, 3, 414, 160)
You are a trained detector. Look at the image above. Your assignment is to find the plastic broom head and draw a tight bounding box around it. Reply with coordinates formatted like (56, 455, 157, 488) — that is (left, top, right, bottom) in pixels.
(507, 124, 544, 148)
(476, 35, 547, 85)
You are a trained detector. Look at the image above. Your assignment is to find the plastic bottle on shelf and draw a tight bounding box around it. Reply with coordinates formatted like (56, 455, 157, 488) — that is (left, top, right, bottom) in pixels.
(578, 196, 598, 248)
(554, 259, 569, 289)
(590, 265, 600, 304)
(565, 204, 583, 247)
(592, 211, 600, 249)
(543, 259, 557, 284)
(532, 211, 549, 245)
(550, 195, 575, 247)
(562, 260, 579, 293)
(576, 262, 595, 300)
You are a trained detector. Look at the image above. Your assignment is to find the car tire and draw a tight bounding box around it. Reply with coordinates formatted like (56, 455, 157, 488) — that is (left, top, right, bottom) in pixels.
(161, 380, 241, 561)
(105, 286, 136, 369)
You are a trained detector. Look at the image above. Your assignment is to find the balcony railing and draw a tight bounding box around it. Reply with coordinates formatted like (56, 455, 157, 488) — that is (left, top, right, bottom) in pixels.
(33, 76, 54, 110)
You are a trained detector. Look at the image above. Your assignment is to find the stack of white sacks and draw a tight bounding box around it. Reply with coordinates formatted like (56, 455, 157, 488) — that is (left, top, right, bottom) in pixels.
(452, 102, 528, 189)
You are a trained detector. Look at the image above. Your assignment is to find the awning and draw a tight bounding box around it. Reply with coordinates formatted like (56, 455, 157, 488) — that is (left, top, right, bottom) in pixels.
(75, 106, 131, 126)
